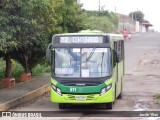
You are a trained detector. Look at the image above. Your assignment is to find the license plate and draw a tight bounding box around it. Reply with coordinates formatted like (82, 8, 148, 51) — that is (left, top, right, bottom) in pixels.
(75, 96, 86, 100)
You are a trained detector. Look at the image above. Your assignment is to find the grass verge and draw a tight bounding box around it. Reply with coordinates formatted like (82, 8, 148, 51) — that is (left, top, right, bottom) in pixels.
(154, 94, 160, 107)
(32, 64, 50, 76)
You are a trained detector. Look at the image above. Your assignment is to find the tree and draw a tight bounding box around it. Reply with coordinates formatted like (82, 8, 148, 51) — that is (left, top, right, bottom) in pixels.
(129, 11, 144, 22)
(11, 0, 56, 73)
(0, 0, 18, 78)
(0, 37, 17, 78)
(0, 0, 56, 74)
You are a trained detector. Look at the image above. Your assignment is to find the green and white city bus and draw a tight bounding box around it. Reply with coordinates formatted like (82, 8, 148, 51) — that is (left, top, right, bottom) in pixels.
(46, 30, 125, 109)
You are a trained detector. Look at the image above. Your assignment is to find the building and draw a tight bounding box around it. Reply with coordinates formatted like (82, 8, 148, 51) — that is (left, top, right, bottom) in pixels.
(118, 13, 135, 33)
(118, 13, 153, 33)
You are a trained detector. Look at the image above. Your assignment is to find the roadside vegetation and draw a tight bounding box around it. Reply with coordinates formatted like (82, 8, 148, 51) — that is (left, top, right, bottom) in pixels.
(155, 94, 160, 107)
(0, 59, 5, 80)
(0, 58, 24, 81)
(32, 64, 50, 76)
(0, 58, 50, 81)
(85, 10, 119, 33)
(0, 0, 119, 84)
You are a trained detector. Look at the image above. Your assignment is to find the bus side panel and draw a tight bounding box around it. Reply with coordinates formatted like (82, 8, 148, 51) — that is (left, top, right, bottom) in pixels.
(116, 60, 123, 98)
(113, 40, 125, 99)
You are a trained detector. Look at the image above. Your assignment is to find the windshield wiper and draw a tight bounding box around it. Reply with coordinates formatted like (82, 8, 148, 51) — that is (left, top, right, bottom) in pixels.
(86, 48, 96, 62)
(101, 52, 104, 76)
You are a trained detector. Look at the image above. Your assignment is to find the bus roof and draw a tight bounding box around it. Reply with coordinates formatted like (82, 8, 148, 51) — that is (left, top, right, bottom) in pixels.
(107, 33, 124, 40)
(55, 32, 104, 36)
(54, 30, 124, 40)
(55, 29, 103, 35)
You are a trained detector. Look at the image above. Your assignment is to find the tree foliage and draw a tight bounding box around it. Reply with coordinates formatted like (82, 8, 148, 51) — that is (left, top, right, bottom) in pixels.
(129, 11, 144, 22)
(10, 0, 56, 73)
(0, 0, 18, 55)
(54, 0, 87, 33)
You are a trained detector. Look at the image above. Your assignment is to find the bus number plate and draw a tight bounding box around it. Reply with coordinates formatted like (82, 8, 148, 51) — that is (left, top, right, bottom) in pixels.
(76, 96, 86, 100)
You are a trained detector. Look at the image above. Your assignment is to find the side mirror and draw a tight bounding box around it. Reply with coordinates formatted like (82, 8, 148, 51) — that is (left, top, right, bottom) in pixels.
(46, 43, 51, 62)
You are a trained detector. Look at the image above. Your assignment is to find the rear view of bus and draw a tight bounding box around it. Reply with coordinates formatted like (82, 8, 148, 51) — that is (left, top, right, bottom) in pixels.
(46, 30, 125, 109)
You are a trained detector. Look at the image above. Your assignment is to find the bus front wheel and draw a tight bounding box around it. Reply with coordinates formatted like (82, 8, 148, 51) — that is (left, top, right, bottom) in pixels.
(58, 103, 67, 109)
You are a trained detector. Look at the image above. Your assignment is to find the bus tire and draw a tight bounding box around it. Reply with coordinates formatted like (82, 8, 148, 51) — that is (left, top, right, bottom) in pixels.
(105, 102, 113, 109)
(118, 81, 123, 99)
(58, 103, 67, 109)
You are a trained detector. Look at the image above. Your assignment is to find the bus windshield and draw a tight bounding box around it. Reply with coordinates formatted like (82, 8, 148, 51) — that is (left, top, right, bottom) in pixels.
(54, 48, 111, 78)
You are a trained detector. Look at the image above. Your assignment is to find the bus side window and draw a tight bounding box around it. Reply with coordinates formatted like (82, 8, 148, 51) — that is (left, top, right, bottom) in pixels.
(120, 40, 124, 61)
(114, 41, 123, 63)
(114, 41, 119, 64)
(121, 41, 124, 60)
(113, 41, 116, 66)
(118, 41, 122, 61)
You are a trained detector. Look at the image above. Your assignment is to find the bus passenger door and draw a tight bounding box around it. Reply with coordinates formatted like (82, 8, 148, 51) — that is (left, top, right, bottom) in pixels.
(114, 41, 123, 98)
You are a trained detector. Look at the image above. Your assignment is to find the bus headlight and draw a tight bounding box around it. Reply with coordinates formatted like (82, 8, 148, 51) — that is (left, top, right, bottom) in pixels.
(51, 84, 56, 91)
(100, 84, 112, 96)
(56, 88, 62, 96)
(51, 84, 62, 96)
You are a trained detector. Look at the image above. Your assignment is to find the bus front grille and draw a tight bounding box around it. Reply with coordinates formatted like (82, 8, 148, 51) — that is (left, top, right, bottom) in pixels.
(67, 94, 95, 100)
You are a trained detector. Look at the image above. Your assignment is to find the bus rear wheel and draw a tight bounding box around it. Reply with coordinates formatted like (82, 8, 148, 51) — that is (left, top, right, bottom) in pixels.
(117, 92, 122, 99)
(105, 102, 113, 109)
(58, 103, 67, 109)
(118, 82, 123, 99)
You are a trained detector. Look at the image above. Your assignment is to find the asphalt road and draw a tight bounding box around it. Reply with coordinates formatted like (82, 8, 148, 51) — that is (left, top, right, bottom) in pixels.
(8, 32, 160, 120)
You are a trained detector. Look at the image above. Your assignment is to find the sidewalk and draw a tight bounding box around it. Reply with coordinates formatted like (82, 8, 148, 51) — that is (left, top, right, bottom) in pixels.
(0, 74, 50, 111)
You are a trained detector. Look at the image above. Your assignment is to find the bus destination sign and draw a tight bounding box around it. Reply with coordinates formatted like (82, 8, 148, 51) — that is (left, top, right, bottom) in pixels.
(60, 36, 103, 44)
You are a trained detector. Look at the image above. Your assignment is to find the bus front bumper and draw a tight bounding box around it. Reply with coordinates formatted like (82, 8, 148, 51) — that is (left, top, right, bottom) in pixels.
(51, 88, 113, 104)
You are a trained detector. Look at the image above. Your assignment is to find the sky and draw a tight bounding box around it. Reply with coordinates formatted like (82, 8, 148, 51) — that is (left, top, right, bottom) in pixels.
(80, 0, 160, 31)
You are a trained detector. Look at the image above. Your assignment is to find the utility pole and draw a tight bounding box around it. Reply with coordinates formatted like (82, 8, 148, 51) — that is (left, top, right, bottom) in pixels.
(115, 6, 117, 13)
(132, 12, 133, 20)
(99, 0, 101, 12)
(135, 8, 138, 21)
(76, 0, 81, 5)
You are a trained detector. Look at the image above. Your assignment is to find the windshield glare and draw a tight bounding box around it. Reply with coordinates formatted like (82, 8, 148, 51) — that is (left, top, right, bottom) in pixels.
(54, 48, 111, 78)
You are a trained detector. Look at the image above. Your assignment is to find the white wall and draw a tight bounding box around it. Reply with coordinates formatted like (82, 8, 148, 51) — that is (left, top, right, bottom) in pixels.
(139, 24, 146, 32)
(136, 21, 139, 32)
(142, 25, 146, 32)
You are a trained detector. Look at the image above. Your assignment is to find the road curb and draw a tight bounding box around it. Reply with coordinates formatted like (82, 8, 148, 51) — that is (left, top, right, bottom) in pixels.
(0, 84, 50, 111)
